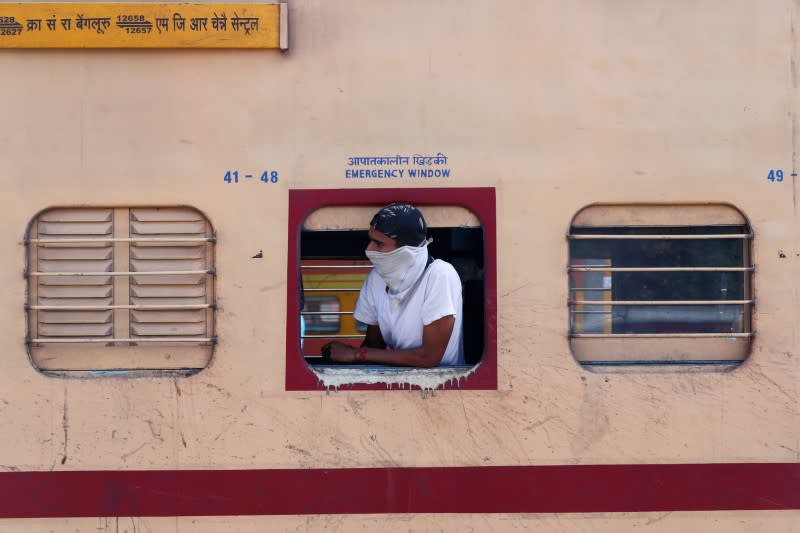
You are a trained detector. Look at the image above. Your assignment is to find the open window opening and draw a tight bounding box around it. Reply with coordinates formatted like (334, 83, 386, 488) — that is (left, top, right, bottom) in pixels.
(25, 207, 216, 376)
(286, 188, 497, 391)
(568, 204, 753, 369)
(300, 208, 485, 366)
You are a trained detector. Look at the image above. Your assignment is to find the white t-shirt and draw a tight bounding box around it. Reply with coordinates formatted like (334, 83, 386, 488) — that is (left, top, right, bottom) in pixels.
(353, 260, 465, 366)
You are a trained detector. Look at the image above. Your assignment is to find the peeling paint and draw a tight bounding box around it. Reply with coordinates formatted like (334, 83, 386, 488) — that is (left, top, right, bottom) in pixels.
(311, 363, 481, 391)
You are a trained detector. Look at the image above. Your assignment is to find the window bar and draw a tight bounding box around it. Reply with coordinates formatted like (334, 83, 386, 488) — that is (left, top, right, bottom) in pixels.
(25, 237, 215, 244)
(742, 232, 753, 334)
(570, 333, 754, 338)
(27, 337, 217, 343)
(303, 288, 361, 292)
(568, 266, 754, 272)
(302, 334, 365, 339)
(301, 311, 356, 315)
(28, 218, 40, 342)
(567, 234, 752, 240)
(569, 299, 753, 306)
(27, 269, 216, 277)
(579, 360, 745, 367)
(300, 265, 373, 270)
(27, 304, 216, 311)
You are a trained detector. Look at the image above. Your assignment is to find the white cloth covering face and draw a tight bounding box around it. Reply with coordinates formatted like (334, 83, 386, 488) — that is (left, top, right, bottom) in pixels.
(354, 259, 465, 366)
(364, 240, 431, 295)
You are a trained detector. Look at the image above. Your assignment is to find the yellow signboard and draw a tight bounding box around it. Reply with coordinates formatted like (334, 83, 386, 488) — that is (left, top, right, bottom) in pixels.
(0, 3, 287, 48)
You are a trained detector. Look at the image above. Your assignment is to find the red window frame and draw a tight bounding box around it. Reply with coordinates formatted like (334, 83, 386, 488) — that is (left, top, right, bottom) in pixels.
(285, 187, 497, 391)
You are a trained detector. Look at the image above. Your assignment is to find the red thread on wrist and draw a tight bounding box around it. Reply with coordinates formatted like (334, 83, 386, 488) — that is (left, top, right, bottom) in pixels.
(357, 346, 368, 362)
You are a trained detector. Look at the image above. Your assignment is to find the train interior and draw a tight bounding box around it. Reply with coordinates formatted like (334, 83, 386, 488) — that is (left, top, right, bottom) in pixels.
(300, 225, 485, 366)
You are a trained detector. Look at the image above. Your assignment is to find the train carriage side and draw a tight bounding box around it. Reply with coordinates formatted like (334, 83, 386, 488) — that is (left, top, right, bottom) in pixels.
(0, 0, 799, 530)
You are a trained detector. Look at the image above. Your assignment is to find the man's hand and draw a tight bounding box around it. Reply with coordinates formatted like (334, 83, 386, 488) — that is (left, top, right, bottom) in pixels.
(321, 341, 358, 363)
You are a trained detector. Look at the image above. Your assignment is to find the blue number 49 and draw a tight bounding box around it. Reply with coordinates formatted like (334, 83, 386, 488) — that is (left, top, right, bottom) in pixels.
(767, 169, 784, 182)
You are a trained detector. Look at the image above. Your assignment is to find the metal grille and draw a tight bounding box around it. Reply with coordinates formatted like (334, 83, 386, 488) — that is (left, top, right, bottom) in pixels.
(25, 208, 216, 369)
(568, 216, 753, 365)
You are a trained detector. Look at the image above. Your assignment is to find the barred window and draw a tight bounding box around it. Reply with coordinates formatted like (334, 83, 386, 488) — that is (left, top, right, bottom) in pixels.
(25, 207, 216, 374)
(568, 205, 753, 368)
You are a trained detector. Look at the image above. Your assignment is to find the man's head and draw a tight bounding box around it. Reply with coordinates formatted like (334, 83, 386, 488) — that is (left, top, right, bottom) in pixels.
(366, 203, 427, 253)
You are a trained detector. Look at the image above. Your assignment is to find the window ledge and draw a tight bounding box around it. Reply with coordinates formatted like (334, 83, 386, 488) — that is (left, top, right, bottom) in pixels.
(309, 363, 481, 390)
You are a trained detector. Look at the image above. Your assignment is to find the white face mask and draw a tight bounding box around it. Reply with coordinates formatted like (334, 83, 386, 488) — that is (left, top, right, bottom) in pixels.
(365, 241, 430, 294)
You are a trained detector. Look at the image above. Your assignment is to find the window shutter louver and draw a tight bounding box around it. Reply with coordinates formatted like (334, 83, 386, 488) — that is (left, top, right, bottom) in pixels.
(129, 208, 212, 341)
(35, 209, 114, 340)
(27, 207, 215, 373)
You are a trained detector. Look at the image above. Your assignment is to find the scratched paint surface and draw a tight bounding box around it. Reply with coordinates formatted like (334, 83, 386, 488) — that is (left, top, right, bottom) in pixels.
(0, 0, 799, 528)
(1, 511, 800, 532)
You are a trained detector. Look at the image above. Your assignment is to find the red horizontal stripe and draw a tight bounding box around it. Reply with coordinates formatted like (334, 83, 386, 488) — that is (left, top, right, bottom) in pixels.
(1, 463, 798, 518)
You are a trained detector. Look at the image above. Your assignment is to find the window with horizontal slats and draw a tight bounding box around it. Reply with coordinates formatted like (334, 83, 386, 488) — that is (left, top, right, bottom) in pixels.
(26, 207, 215, 373)
(129, 208, 213, 342)
(568, 204, 753, 368)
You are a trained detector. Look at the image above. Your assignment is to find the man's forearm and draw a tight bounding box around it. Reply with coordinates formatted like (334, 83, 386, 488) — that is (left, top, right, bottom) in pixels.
(360, 346, 443, 367)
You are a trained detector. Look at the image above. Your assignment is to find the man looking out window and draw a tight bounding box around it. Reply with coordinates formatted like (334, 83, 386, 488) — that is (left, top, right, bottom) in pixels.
(322, 203, 464, 366)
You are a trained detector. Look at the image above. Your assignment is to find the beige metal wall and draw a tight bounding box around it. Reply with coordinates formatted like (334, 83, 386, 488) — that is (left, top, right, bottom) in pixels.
(0, 0, 798, 529)
(1, 511, 800, 532)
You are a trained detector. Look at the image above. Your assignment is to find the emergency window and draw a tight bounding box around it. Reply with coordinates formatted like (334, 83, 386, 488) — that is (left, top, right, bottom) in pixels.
(25, 207, 216, 373)
(568, 204, 753, 367)
(286, 188, 497, 391)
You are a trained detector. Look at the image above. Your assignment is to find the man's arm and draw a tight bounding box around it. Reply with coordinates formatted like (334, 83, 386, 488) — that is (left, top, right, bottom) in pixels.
(362, 325, 386, 349)
(320, 324, 384, 358)
(328, 315, 455, 367)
